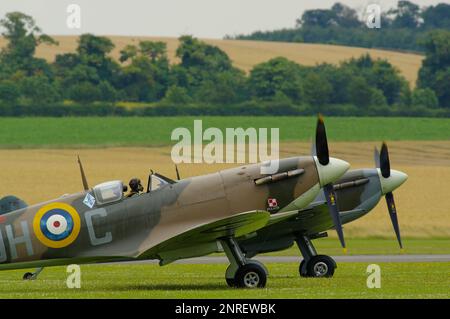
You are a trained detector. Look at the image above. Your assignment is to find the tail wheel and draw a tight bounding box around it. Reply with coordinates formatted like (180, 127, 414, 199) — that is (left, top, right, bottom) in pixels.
(234, 264, 267, 288)
(23, 272, 34, 280)
(306, 255, 336, 278)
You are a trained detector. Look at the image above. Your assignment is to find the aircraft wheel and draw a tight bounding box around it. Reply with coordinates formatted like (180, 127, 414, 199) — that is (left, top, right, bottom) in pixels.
(225, 264, 236, 287)
(225, 278, 236, 287)
(234, 263, 267, 289)
(306, 255, 336, 278)
(23, 272, 34, 280)
(298, 260, 310, 277)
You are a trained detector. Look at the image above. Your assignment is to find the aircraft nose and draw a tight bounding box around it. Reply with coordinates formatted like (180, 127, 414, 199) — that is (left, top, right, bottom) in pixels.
(316, 157, 350, 187)
(379, 169, 408, 194)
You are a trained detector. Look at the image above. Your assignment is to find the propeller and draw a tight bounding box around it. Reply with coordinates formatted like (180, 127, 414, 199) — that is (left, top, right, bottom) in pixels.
(375, 142, 405, 249)
(315, 115, 347, 251)
(315, 116, 330, 166)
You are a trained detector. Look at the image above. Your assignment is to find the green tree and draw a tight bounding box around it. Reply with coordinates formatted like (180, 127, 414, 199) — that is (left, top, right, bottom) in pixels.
(76, 34, 118, 80)
(162, 85, 192, 104)
(0, 12, 57, 75)
(412, 88, 439, 108)
(118, 41, 170, 101)
(172, 36, 246, 103)
(417, 30, 450, 107)
(302, 73, 332, 106)
(69, 82, 101, 103)
(343, 55, 407, 105)
(387, 1, 421, 29)
(347, 77, 373, 108)
(54, 34, 120, 103)
(19, 75, 61, 104)
(0, 80, 20, 104)
(421, 4, 450, 30)
(371, 60, 407, 105)
(98, 81, 118, 102)
(248, 57, 303, 102)
(176, 36, 232, 71)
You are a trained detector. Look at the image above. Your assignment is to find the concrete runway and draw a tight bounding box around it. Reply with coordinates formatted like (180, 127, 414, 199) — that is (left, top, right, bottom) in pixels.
(117, 254, 450, 265)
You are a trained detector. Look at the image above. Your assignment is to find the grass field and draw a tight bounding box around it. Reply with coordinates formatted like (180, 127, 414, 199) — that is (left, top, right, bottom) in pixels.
(0, 117, 449, 147)
(0, 36, 423, 86)
(0, 262, 448, 298)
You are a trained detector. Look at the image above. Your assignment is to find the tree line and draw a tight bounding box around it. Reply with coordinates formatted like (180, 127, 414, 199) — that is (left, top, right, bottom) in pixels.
(0, 11, 448, 117)
(233, 1, 450, 53)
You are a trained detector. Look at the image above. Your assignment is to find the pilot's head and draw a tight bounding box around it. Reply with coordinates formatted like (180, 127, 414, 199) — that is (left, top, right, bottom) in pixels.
(129, 178, 144, 192)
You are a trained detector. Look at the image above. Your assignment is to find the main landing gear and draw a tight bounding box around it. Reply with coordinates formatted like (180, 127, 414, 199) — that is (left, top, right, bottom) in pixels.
(23, 267, 44, 280)
(296, 235, 336, 278)
(220, 237, 268, 288)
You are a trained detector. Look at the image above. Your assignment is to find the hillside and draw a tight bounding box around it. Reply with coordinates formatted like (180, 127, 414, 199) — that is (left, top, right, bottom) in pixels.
(0, 36, 423, 86)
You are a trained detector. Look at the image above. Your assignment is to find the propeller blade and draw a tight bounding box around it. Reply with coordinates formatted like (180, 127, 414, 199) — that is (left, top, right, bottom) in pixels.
(175, 165, 181, 180)
(323, 183, 346, 249)
(380, 142, 391, 178)
(315, 115, 329, 166)
(385, 192, 403, 249)
(374, 147, 380, 168)
(77, 155, 89, 191)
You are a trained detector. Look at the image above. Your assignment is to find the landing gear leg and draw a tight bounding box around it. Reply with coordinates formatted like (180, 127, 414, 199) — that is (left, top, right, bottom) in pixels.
(296, 235, 336, 278)
(220, 237, 268, 288)
(23, 267, 44, 280)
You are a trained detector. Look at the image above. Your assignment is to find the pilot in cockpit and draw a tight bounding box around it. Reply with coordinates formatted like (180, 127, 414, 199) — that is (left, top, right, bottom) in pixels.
(127, 178, 144, 198)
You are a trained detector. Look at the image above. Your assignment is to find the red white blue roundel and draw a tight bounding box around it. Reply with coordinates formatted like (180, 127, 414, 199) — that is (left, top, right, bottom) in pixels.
(39, 209, 74, 241)
(33, 202, 81, 248)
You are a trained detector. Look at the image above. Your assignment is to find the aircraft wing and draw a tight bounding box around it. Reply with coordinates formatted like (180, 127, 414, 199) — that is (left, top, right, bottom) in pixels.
(138, 210, 270, 264)
(266, 210, 301, 226)
(263, 201, 329, 227)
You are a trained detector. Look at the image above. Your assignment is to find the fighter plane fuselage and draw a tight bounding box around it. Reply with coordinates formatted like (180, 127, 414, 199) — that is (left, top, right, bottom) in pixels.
(0, 156, 321, 270)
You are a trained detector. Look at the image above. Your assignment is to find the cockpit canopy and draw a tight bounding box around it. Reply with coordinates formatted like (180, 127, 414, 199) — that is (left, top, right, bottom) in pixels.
(93, 180, 124, 205)
(149, 174, 170, 192)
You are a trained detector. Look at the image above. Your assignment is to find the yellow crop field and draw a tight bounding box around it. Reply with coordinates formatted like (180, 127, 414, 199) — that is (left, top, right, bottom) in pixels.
(0, 36, 423, 86)
(0, 140, 448, 238)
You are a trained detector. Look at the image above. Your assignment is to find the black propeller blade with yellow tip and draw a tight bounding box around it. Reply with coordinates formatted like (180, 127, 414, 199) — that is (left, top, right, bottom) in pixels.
(315, 116, 346, 251)
(375, 142, 404, 249)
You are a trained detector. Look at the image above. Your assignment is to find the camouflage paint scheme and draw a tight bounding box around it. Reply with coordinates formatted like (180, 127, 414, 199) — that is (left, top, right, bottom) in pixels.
(239, 169, 385, 257)
(0, 156, 324, 271)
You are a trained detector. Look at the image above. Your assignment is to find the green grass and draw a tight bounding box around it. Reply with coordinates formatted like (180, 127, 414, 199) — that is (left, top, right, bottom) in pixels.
(0, 262, 448, 298)
(261, 238, 450, 256)
(0, 117, 449, 147)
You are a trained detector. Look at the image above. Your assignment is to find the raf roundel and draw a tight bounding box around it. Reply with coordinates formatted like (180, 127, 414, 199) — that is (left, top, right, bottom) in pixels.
(33, 202, 81, 248)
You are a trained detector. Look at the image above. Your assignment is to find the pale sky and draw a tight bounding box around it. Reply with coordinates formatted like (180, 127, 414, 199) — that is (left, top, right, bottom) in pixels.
(0, 0, 447, 39)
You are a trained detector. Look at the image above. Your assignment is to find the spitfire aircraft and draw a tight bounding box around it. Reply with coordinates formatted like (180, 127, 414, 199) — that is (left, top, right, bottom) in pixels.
(0, 117, 351, 288)
(235, 143, 407, 280)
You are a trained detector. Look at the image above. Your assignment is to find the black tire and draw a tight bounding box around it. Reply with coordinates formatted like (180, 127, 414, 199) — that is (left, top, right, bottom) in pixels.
(226, 278, 236, 287)
(234, 264, 267, 288)
(23, 272, 33, 280)
(299, 260, 310, 277)
(306, 255, 336, 278)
